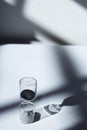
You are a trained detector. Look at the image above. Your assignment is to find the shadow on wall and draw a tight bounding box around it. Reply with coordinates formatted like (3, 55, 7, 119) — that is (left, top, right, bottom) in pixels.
(0, 0, 72, 45)
(0, 0, 38, 44)
(74, 0, 87, 9)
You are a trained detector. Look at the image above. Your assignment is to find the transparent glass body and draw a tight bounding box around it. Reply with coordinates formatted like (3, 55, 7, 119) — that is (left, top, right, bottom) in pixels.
(19, 101, 35, 124)
(19, 77, 37, 102)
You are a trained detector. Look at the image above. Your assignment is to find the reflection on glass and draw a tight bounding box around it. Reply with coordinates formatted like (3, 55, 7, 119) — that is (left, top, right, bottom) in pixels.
(19, 101, 35, 124)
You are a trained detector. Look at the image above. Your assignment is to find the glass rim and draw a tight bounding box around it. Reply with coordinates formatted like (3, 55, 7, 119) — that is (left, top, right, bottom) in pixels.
(19, 77, 37, 85)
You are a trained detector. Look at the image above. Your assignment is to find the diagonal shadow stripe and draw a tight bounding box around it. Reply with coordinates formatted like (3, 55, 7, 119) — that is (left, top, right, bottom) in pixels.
(74, 0, 87, 9)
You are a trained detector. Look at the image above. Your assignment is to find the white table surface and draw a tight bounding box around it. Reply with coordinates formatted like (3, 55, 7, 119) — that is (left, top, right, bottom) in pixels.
(0, 44, 87, 130)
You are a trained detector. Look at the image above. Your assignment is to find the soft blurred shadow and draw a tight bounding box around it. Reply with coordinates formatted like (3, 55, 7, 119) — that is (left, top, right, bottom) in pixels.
(53, 47, 87, 130)
(35, 47, 87, 126)
(0, 47, 87, 126)
(0, 0, 38, 44)
(0, 0, 70, 45)
(0, 1, 87, 128)
(36, 47, 87, 101)
(60, 91, 87, 107)
(74, 0, 87, 9)
(0, 100, 20, 115)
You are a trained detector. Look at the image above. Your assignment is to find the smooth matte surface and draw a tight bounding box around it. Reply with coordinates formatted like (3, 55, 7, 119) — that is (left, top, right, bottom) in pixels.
(25, 0, 87, 45)
(0, 44, 87, 129)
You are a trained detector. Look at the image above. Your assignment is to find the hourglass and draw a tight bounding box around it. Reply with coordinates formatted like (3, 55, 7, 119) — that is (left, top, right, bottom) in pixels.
(19, 77, 37, 124)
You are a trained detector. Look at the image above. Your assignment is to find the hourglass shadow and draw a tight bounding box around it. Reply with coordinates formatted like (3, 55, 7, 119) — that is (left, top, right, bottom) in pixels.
(33, 112, 41, 122)
(32, 47, 87, 124)
(54, 47, 87, 130)
(60, 91, 87, 107)
(32, 91, 87, 123)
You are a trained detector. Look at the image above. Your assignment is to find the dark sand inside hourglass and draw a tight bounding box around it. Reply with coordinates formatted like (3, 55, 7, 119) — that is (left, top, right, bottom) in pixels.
(21, 89, 35, 100)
